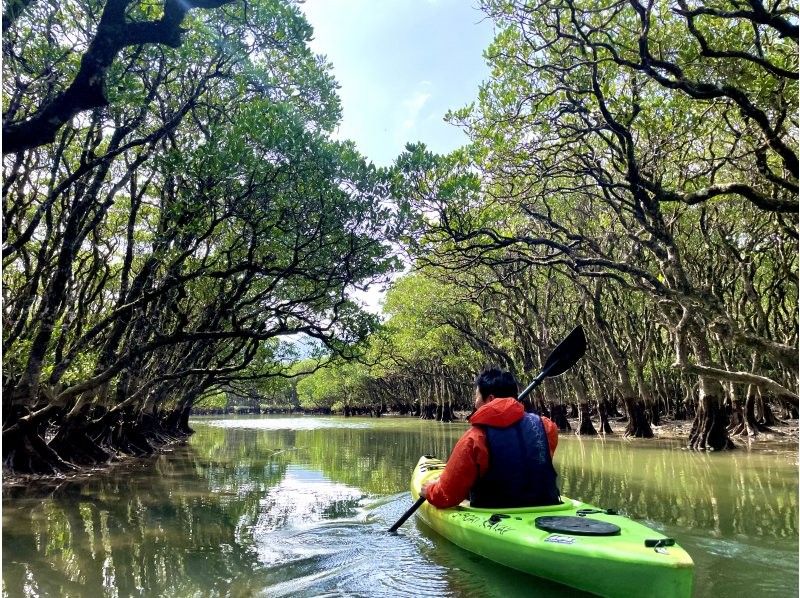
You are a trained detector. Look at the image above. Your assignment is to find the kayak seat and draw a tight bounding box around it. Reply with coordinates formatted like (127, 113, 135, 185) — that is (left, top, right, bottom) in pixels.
(535, 515, 621, 536)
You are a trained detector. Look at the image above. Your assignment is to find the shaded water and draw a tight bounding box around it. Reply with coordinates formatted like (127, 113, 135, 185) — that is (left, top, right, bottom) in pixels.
(2, 416, 797, 597)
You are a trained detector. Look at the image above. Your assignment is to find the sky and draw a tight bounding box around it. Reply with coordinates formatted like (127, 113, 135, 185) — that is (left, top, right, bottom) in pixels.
(300, 0, 496, 167)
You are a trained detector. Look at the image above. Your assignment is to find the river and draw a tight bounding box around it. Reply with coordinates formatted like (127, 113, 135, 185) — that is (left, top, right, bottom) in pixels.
(2, 416, 797, 597)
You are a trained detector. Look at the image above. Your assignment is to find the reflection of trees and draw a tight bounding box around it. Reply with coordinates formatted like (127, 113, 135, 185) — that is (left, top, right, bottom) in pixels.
(199, 419, 463, 496)
(3, 419, 797, 596)
(281, 421, 463, 495)
(1, 420, 463, 596)
(2, 428, 289, 597)
(557, 438, 798, 539)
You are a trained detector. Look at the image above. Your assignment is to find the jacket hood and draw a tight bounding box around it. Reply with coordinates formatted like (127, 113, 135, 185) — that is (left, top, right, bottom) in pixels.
(469, 397, 525, 428)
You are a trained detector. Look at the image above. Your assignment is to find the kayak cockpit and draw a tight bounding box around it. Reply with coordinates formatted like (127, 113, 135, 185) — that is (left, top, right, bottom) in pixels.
(456, 498, 578, 513)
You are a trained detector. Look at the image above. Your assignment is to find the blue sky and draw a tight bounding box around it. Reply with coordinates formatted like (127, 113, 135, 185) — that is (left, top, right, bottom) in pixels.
(301, 0, 495, 166)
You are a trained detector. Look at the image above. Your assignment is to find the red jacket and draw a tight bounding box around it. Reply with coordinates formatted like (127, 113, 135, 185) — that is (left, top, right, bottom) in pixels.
(425, 398, 558, 509)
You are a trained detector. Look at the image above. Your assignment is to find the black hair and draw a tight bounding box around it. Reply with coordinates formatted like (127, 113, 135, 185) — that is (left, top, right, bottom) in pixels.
(474, 367, 518, 401)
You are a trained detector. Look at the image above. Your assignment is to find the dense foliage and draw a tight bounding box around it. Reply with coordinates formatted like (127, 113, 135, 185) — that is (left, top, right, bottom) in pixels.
(3, 0, 797, 476)
(2, 0, 398, 472)
(298, 0, 798, 449)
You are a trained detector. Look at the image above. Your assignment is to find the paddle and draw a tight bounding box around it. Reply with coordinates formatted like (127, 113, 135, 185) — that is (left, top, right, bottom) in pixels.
(517, 325, 587, 402)
(388, 496, 426, 533)
(387, 325, 587, 534)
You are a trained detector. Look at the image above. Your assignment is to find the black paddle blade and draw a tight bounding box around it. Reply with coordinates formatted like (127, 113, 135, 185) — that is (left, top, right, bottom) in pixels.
(517, 325, 588, 401)
(541, 325, 587, 377)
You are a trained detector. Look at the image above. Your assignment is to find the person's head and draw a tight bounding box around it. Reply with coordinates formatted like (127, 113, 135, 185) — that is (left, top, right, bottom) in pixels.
(473, 367, 518, 409)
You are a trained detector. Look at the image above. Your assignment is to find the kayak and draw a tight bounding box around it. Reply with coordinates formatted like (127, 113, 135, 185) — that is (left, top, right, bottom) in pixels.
(411, 455, 694, 598)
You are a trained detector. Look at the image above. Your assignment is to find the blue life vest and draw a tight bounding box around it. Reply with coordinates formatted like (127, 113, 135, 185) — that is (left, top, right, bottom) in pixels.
(469, 413, 560, 508)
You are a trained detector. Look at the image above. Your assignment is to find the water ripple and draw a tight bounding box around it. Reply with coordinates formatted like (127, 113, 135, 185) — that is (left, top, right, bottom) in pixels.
(256, 503, 456, 597)
(249, 494, 591, 597)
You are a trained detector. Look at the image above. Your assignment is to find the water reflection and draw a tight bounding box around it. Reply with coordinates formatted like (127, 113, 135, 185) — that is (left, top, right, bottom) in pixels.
(258, 465, 364, 533)
(3, 445, 272, 597)
(556, 436, 798, 597)
(558, 437, 799, 539)
(2, 417, 797, 597)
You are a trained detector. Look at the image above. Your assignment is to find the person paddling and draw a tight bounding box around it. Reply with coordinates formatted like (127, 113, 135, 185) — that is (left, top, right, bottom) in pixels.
(420, 367, 560, 509)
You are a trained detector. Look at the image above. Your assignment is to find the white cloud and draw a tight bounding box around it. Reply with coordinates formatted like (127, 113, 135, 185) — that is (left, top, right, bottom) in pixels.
(399, 83, 433, 132)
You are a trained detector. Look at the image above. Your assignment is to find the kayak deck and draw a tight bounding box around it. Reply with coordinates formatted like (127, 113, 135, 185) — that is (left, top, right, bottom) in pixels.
(411, 456, 693, 598)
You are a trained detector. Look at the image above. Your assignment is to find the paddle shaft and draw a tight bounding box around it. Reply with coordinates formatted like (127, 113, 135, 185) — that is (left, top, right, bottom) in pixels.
(517, 366, 552, 402)
(388, 496, 426, 533)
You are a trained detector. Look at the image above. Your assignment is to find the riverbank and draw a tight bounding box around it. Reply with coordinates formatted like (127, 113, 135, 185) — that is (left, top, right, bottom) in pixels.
(3, 415, 796, 490)
(2, 437, 188, 491)
(647, 417, 798, 445)
(451, 411, 799, 446)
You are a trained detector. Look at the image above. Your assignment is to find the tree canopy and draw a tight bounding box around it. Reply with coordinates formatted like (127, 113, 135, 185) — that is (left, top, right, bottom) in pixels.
(2, 0, 399, 472)
(3, 0, 797, 475)
(293, 0, 798, 449)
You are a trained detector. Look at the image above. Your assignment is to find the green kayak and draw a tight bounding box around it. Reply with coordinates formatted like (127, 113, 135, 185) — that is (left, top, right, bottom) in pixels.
(411, 455, 694, 598)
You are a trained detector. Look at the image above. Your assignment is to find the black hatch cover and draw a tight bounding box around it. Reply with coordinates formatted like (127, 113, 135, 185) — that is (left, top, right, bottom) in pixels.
(535, 516, 621, 536)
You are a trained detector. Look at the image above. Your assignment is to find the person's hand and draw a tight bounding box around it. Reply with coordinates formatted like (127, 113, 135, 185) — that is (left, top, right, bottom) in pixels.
(420, 481, 434, 499)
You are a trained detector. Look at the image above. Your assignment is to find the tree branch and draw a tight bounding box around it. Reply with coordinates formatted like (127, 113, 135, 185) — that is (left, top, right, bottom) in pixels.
(2, 0, 236, 154)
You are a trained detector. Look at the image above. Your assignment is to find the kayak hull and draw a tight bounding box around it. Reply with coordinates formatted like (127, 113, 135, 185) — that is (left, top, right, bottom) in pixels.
(411, 456, 693, 598)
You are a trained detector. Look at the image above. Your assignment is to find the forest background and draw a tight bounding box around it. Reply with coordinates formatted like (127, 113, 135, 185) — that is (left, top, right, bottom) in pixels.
(2, 0, 797, 475)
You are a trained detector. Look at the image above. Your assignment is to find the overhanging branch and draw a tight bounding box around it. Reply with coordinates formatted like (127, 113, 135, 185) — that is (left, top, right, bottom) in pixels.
(2, 0, 237, 154)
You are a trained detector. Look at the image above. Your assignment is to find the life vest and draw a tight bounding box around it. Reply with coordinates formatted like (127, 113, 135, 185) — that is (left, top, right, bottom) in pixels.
(469, 412, 561, 508)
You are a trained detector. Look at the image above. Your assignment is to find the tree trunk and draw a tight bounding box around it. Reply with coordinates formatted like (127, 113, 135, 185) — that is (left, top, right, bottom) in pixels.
(756, 392, 781, 426)
(577, 402, 598, 435)
(568, 402, 579, 418)
(48, 416, 113, 466)
(438, 401, 454, 422)
(2, 425, 77, 474)
(648, 402, 661, 426)
(550, 403, 571, 431)
(574, 375, 597, 435)
(591, 285, 651, 438)
(534, 394, 551, 417)
(685, 327, 735, 450)
(688, 381, 735, 450)
(727, 396, 749, 437)
(598, 400, 614, 434)
(635, 368, 659, 426)
(605, 396, 622, 418)
(623, 398, 654, 438)
(420, 403, 436, 420)
(727, 384, 774, 439)
(412, 399, 421, 418)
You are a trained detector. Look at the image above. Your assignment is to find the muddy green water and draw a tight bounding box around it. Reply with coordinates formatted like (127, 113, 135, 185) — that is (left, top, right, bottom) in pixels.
(2, 416, 798, 597)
